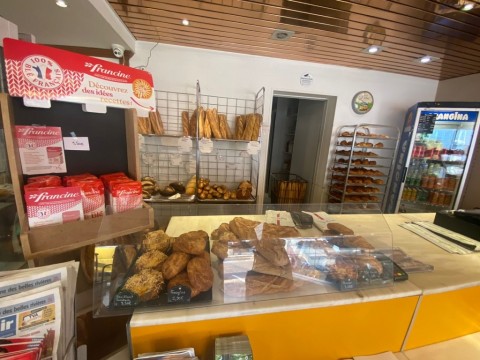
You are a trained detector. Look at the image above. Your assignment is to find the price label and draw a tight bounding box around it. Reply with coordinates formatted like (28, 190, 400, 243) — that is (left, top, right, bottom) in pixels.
(199, 138, 214, 153)
(247, 141, 260, 155)
(178, 137, 193, 153)
(167, 285, 191, 303)
(113, 291, 139, 307)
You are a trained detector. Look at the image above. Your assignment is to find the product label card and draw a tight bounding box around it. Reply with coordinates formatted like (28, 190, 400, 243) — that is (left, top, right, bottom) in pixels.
(199, 138, 213, 153)
(178, 136, 193, 153)
(63, 136, 90, 151)
(15, 125, 67, 175)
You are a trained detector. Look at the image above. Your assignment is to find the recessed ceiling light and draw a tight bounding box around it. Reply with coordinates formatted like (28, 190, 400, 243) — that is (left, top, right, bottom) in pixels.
(361, 45, 384, 54)
(462, 3, 474, 11)
(56, 0, 67, 7)
(182, 19, 190, 26)
(420, 56, 432, 63)
(271, 29, 295, 41)
(415, 55, 440, 64)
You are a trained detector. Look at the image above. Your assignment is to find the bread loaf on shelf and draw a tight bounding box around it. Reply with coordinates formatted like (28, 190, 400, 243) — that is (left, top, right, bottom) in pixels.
(203, 107, 212, 138)
(235, 115, 246, 139)
(243, 113, 256, 140)
(189, 109, 198, 137)
(181, 111, 189, 136)
(207, 108, 223, 139)
(149, 110, 165, 135)
(198, 106, 205, 138)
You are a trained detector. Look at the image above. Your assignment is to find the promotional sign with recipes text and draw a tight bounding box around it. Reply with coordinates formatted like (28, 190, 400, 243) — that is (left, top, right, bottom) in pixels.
(3, 38, 155, 114)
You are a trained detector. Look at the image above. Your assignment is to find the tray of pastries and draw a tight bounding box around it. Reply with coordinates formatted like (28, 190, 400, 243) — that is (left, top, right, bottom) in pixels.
(108, 229, 214, 308)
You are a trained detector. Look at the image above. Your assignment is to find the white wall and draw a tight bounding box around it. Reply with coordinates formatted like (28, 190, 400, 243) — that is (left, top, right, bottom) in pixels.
(132, 41, 439, 204)
(436, 73, 480, 102)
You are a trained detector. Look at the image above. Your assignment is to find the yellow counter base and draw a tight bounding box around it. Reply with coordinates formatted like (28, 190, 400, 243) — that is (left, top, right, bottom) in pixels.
(130, 296, 419, 360)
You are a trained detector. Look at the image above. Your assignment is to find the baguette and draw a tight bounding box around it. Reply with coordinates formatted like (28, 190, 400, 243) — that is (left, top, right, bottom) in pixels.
(202, 107, 212, 138)
(251, 113, 262, 141)
(181, 111, 189, 136)
(243, 113, 256, 141)
(198, 106, 205, 138)
(149, 110, 165, 135)
(218, 114, 229, 139)
(137, 117, 150, 134)
(207, 108, 223, 139)
(189, 109, 198, 137)
(235, 115, 246, 140)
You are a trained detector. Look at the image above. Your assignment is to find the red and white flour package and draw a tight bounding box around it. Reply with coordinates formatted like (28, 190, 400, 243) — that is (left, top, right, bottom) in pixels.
(71, 179, 105, 219)
(25, 186, 84, 228)
(110, 180, 142, 213)
(15, 125, 67, 175)
(27, 175, 62, 186)
(63, 173, 97, 186)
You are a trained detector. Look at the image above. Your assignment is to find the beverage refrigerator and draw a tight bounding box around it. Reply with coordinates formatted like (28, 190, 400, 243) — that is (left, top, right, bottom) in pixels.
(385, 102, 480, 213)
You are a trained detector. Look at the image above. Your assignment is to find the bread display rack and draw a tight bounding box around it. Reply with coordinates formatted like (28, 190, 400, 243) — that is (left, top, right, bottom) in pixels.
(328, 124, 399, 213)
(139, 81, 265, 203)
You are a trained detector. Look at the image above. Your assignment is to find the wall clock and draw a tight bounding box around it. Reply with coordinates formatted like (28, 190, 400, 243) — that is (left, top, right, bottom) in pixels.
(352, 91, 374, 114)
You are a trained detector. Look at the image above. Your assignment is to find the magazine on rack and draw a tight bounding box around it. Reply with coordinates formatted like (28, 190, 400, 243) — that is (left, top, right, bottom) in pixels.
(0, 262, 79, 360)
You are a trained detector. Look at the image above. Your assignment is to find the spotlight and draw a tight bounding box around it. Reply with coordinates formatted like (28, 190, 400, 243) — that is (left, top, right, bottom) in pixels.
(182, 19, 190, 26)
(361, 45, 384, 54)
(462, 3, 474, 11)
(56, 0, 67, 7)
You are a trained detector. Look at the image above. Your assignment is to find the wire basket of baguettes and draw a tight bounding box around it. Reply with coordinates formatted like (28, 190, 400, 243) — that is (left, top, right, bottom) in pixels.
(271, 173, 308, 204)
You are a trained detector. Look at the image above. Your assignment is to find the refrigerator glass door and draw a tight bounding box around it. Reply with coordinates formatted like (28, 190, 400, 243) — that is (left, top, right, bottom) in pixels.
(399, 111, 477, 213)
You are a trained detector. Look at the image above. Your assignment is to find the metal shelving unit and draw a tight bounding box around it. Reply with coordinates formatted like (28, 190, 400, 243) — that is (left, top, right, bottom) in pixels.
(139, 81, 265, 203)
(327, 124, 400, 213)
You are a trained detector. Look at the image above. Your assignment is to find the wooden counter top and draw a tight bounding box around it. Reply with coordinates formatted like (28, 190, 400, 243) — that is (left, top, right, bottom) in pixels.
(383, 213, 480, 295)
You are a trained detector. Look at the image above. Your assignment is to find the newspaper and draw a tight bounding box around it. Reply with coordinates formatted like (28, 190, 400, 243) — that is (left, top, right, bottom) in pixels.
(0, 262, 78, 360)
(0, 286, 62, 359)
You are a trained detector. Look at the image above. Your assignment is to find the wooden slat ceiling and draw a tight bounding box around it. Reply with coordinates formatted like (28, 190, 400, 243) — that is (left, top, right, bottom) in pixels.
(108, 0, 480, 80)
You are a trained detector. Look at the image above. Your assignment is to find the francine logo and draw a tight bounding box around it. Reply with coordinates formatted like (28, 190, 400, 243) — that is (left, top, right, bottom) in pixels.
(21, 55, 64, 89)
(84, 62, 131, 80)
(18, 127, 60, 137)
(29, 191, 79, 203)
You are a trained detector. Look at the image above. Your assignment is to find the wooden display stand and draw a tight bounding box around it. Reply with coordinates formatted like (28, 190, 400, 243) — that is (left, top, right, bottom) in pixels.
(0, 93, 153, 260)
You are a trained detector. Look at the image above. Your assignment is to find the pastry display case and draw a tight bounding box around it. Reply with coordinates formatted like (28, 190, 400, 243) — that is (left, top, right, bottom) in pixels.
(92, 203, 395, 317)
(328, 124, 400, 213)
(138, 82, 265, 204)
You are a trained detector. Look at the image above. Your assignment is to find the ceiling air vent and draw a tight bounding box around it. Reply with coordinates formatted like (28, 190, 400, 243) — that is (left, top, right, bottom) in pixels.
(271, 29, 295, 41)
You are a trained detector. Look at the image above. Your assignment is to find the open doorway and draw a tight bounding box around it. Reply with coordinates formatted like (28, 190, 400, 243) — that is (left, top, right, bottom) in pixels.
(265, 91, 336, 203)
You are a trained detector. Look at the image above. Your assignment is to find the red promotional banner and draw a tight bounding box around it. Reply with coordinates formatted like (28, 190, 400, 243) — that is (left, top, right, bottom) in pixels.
(3, 38, 155, 113)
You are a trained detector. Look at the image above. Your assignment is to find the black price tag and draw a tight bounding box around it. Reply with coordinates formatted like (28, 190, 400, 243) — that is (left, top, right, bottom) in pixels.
(113, 290, 139, 307)
(418, 113, 436, 134)
(167, 285, 191, 303)
(339, 279, 357, 291)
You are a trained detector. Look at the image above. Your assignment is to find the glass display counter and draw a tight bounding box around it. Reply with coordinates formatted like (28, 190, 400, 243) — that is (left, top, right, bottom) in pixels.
(92, 203, 396, 317)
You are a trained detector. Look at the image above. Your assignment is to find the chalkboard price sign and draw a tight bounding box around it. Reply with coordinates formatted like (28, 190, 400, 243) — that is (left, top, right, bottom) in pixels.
(167, 285, 191, 303)
(418, 113, 436, 134)
(114, 291, 139, 307)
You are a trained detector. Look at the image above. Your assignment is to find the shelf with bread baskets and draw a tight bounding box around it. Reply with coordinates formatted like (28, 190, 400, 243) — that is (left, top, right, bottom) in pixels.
(328, 124, 400, 213)
(0, 94, 154, 260)
(138, 81, 265, 203)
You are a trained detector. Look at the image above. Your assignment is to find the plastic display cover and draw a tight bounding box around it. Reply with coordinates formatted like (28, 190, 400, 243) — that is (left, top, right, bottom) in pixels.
(92, 203, 393, 317)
